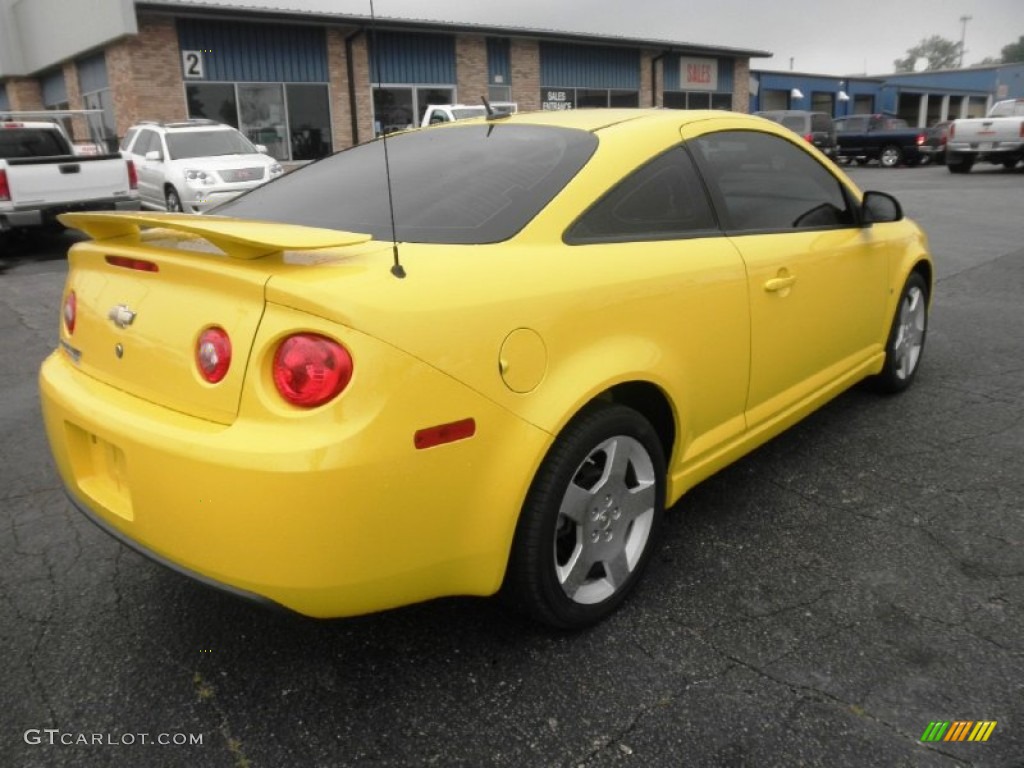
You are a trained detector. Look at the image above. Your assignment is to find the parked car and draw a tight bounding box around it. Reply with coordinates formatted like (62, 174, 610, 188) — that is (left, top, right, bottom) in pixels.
(120, 119, 284, 213)
(946, 98, 1024, 173)
(919, 121, 951, 165)
(1, 111, 138, 236)
(834, 114, 926, 167)
(754, 110, 838, 160)
(43, 109, 932, 629)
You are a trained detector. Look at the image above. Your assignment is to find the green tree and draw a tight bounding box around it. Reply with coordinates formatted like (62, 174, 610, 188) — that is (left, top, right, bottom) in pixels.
(893, 35, 962, 72)
(1002, 36, 1024, 63)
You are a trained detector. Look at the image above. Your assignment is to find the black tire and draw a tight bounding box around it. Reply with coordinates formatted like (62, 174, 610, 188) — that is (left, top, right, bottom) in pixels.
(165, 187, 183, 212)
(504, 402, 666, 629)
(879, 145, 903, 168)
(1002, 158, 1019, 171)
(871, 272, 929, 394)
(947, 154, 973, 174)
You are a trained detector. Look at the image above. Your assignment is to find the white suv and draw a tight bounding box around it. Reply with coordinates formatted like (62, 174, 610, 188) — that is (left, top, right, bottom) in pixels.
(120, 120, 284, 213)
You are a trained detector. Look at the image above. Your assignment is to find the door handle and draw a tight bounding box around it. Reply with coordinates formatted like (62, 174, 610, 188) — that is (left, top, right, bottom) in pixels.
(764, 275, 797, 292)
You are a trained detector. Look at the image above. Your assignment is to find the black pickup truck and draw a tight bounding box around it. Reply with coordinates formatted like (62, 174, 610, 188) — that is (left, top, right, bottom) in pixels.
(833, 114, 926, 168)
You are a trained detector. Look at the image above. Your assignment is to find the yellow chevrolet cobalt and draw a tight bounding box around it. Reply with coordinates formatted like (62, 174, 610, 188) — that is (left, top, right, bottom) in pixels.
(39, 110, 931, 629)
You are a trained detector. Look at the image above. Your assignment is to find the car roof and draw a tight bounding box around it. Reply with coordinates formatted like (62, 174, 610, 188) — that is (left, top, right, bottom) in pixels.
(131, 120, 235, 132)
(483, 108, 760, 134)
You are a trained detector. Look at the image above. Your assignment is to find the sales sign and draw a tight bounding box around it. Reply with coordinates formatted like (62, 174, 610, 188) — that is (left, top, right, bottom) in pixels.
(680, 58, 718, 92)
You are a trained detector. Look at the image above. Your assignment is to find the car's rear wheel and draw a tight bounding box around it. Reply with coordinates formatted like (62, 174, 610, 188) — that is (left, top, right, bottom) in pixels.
(879, 145, 903, 168)
(165, 187, 183, 212)
(947, 154, 974, 174)
(872, 272, 928, 393)
(504, 403, 665, 629)
(1002, 158, 1019, 171)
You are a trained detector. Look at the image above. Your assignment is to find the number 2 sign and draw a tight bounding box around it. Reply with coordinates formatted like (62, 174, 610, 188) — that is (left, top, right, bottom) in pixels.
(182, 51, 204, 79)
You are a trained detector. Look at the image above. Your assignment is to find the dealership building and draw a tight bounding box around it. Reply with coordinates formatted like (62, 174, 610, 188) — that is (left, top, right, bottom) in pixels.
(3, 0, 1022, 163)
(0, 0, 768, 161)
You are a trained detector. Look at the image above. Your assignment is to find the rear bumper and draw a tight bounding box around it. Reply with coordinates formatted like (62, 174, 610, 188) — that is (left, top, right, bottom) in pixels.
(947, 140, 1024, 156)
(1, 197, 140, 231)
(39, 315, 550, 618)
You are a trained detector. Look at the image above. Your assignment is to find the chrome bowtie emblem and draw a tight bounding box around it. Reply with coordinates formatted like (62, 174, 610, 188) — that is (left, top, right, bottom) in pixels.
(108, 304, 137, 329)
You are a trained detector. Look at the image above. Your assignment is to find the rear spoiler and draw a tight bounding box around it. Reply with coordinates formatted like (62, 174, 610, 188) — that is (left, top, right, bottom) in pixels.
(58, 211, 372, 260)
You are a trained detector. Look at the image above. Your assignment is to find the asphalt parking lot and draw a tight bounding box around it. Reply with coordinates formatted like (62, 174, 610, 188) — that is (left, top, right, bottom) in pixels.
(1, 162, 1022, 768)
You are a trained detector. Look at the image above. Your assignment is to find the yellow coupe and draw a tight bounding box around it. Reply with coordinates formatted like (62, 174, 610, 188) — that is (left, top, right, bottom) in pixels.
(39, 109, 931, 628)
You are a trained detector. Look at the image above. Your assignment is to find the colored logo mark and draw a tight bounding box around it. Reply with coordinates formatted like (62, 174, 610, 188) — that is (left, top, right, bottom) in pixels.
(921, 721, 997, 742)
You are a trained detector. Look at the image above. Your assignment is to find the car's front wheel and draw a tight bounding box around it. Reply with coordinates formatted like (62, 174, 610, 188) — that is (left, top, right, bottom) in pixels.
(872, 272, 929, 393)
(165, 187, 184, 212)
(504, 403, 666, 629)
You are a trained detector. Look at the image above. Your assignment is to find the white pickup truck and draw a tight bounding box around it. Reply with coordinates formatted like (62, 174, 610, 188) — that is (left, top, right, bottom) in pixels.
(946, 98, 1024, 174)
(1, 110, 139, 235)
(421, 102, 518, 127)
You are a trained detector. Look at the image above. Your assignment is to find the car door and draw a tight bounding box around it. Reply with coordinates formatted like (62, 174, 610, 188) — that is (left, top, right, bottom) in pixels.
(686, 128, 889, 429)
(563, 144, 750, 473)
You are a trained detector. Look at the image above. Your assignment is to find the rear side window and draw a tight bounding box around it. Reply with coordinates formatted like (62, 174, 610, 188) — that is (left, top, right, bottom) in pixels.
(691, 130, 854, 232)
(217, 124, 598, 244)
(0, 127, 72, 159)
(780, 116, 806, 132)
(565, 147, 718, 243)
(119, 127, 139, 152)
(811, 114, 833, 132)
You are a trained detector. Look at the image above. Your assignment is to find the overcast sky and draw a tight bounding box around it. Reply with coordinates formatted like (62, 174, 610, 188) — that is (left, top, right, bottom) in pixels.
(192, 0, 1020, 75)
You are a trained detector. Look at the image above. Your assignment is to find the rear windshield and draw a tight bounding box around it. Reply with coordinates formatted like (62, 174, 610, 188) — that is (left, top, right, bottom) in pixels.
(165, 129, 256, 160)
(989, 100, 1024, 117)
(0, 127, 72, 158)
(215, 124, 598, 244)
(780, 116, 806, 132)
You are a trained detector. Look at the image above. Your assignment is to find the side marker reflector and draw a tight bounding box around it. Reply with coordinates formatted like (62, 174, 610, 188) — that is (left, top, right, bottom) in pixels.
(414, 418, 476, 450)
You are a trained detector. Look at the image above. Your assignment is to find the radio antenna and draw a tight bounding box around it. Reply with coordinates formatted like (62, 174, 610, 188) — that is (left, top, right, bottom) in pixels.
(369, 0, 406, 278)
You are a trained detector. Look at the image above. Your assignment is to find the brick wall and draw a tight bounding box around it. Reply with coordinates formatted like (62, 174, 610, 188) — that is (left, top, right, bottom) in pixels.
(510, 39, 540, 112)
(732, 57, 750, 113)
(326, 27, 355, 150)
(106, 15, 187, 137)
(5, 79, 44, 111)
(640, 51, 654, 107)
(351, 33, 374, 145)
(456, 35, 488, 106)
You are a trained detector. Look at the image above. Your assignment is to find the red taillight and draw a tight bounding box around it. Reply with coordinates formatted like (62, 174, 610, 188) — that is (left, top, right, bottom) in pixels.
(1020, 123, 1024, 139)
(272, 334, 353, 408)
(196, 327, 231, 383)
(63, 291, 76, 335)
(0, 169, 9, 202)
(106, 255, 159, 272)
(949, 123, 956, 139)
(414, 418, 476, 450)
(803, 133, 813, 143)
(916, 133, 925, 146)
(126, 159, 138, 190)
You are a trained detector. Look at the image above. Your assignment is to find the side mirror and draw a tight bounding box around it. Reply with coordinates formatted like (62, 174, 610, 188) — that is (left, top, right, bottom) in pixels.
(255, 144, 268, 154)
(861, 191, 903, 225)
(144, 150, 163, 162)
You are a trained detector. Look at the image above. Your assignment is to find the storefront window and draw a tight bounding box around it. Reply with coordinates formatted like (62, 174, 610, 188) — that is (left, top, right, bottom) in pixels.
(81, 89, 116, 151)
(186, 82, 332, 161)
(186, 84, 238, 127)
(372, 86, 454, 136)
(238, 84, 287, 160)
(541, 87, 639, 110)
(286, 84, 331, 161)
(664, 91, 733, 110)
